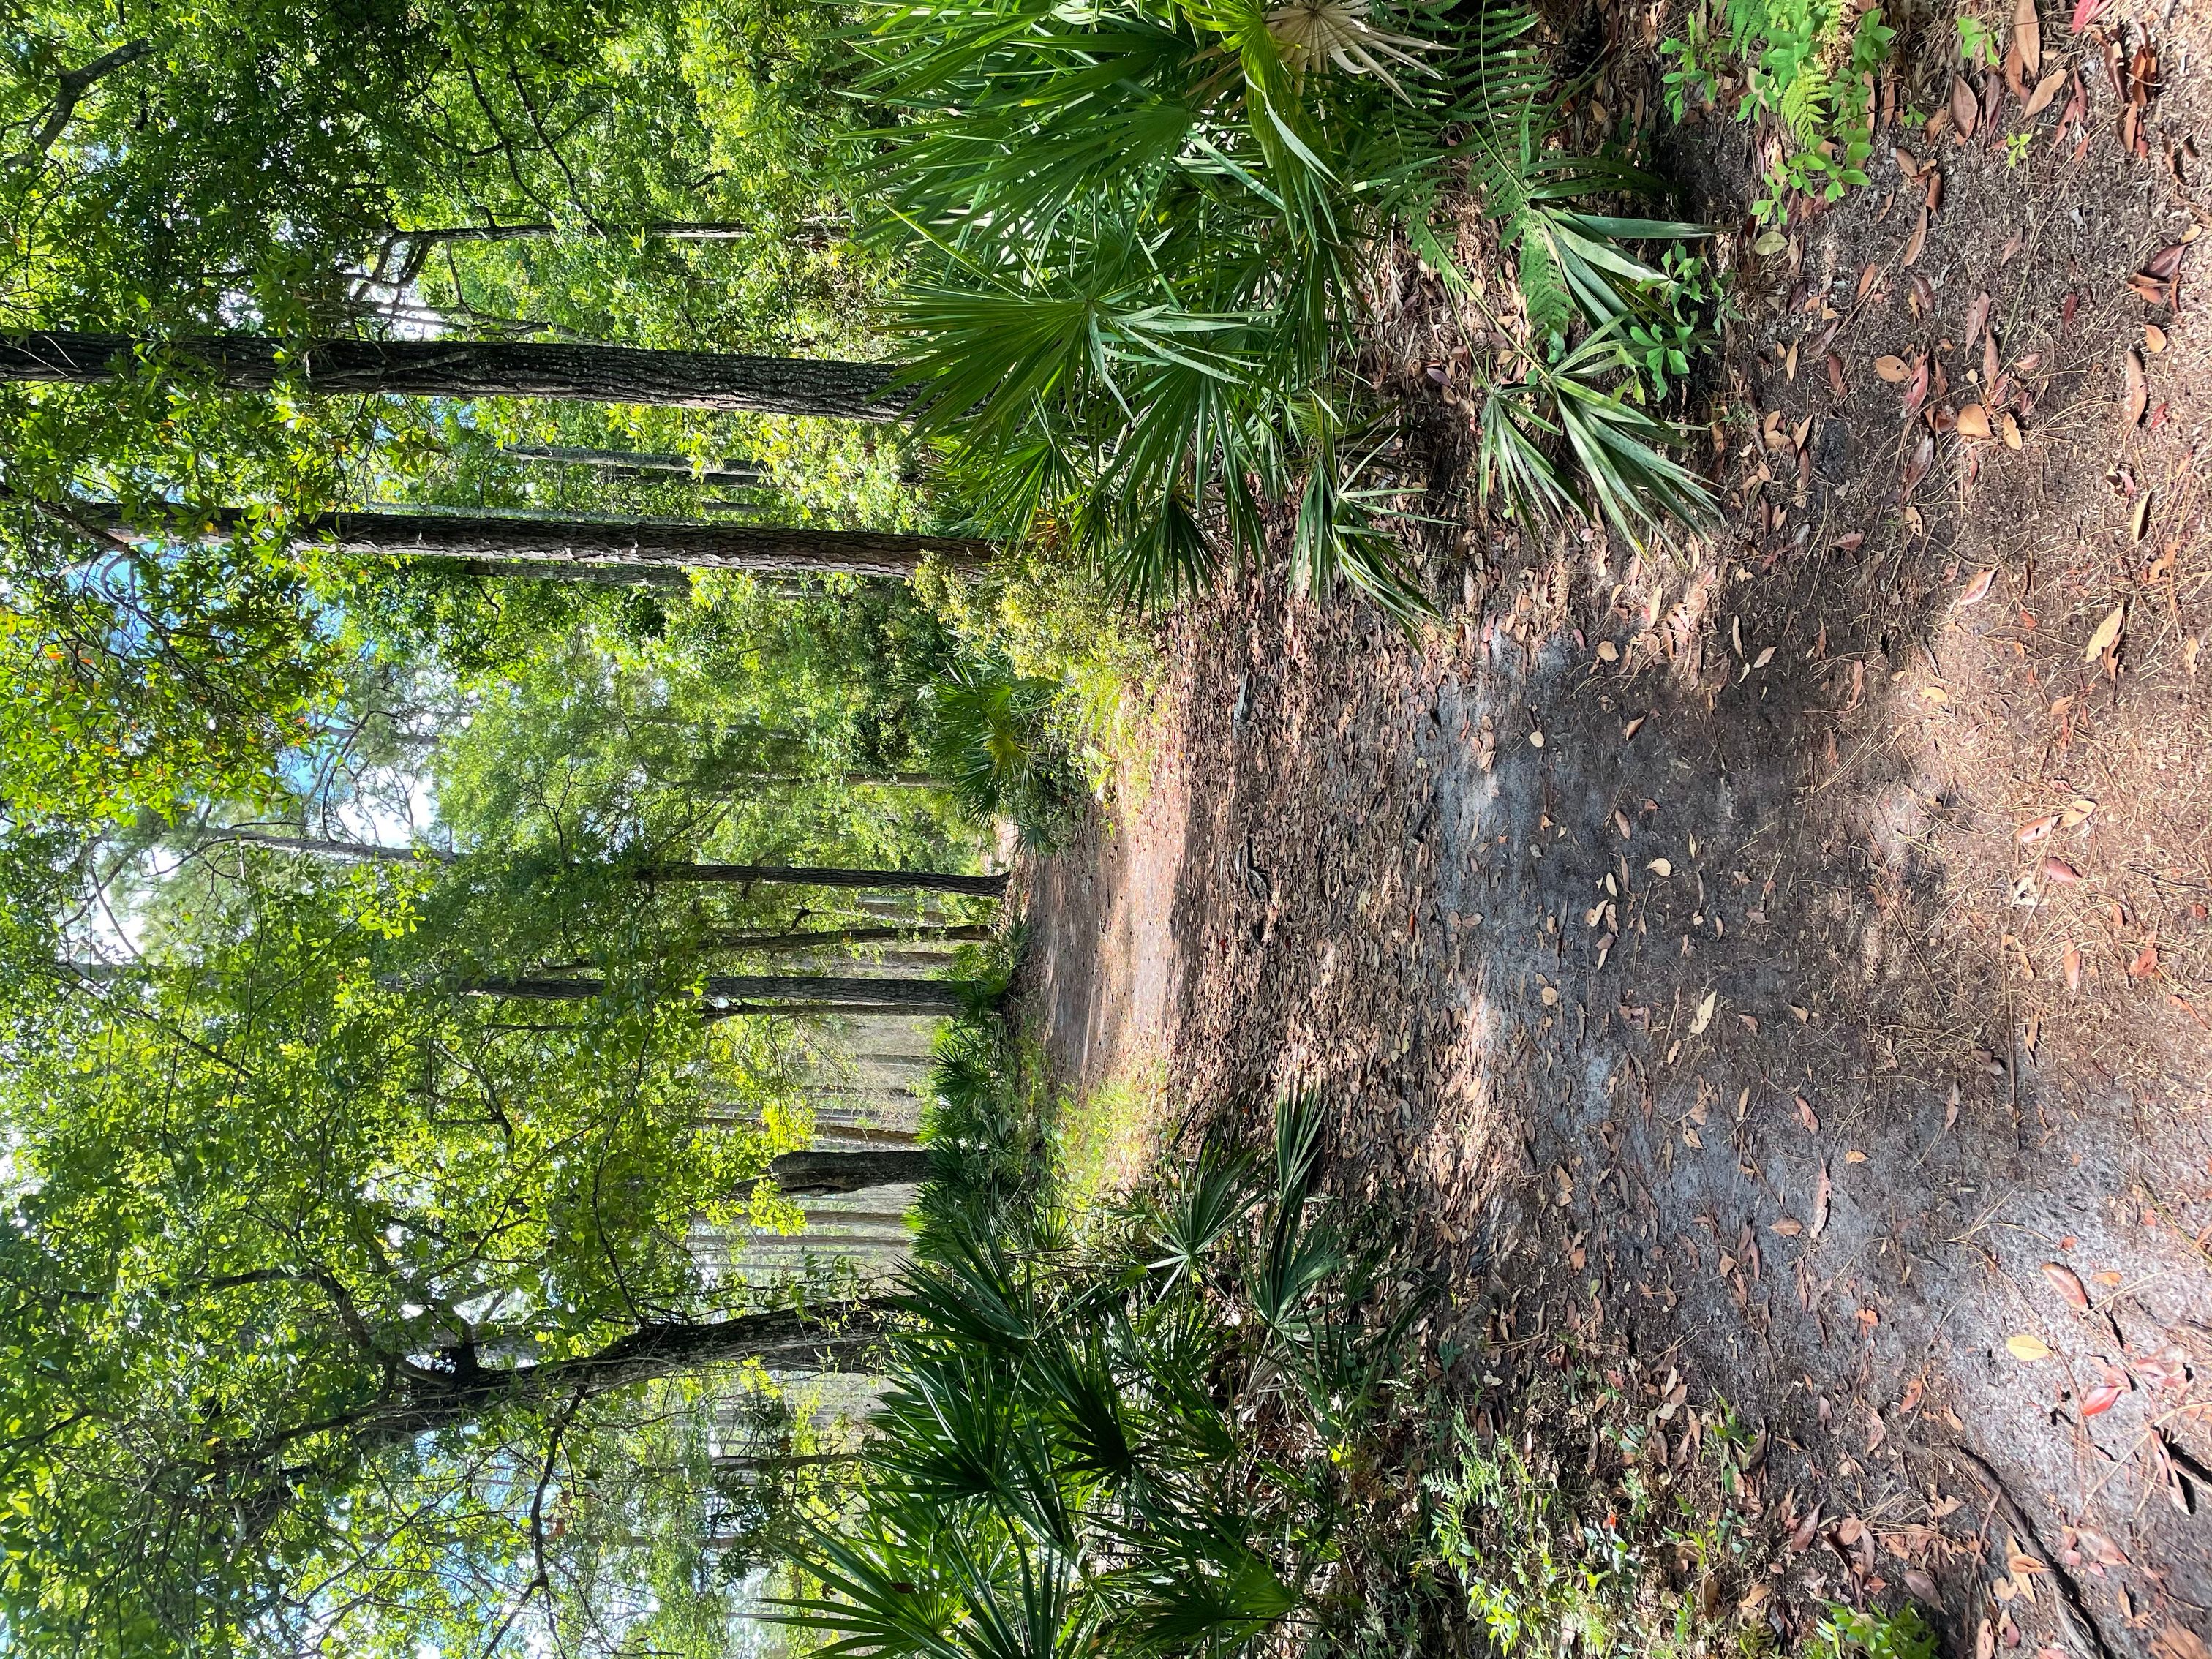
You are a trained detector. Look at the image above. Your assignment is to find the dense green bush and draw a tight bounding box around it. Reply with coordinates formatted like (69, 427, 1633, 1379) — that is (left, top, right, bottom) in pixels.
(783, 1091, 1423, 1656)
(861, 0, 1718, 623)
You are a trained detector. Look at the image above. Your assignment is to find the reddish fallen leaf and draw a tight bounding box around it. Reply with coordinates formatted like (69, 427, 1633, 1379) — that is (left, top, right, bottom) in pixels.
(2064, 945, 2083, 990)
(2043, 856, 2083, 884)
(2042, 1260, 2091, 1310)
(1963, 290, 1992, 346)
(2124, 350, 2148, 424)
(2128, 273, 2173, 306)
(2015, 813, 2058, 843)
(1961, 568, 1997, 606)
(2069, 0, 2107, 29)
(1903, 206, 1930, 268)
(1810, 1163, 1832, 1237)
(1904, 354, 1931, 419)
(2145, 242, 2187, 281)
(1905, 1568, 1941, 1605)
(1827, 351, 1847, 399)
(2080, 1379, 2124, 1416)
(1951, 75, 1980, 138)
(2132, 1346, 2191, 1391)
(1789, 1507, 1821, 1552)
(1902, 432, 1933, 494)
(1797, 1094, 1821, 1132)
(2129, 941, 2159, 977)
(1957, 402, 1993, 439)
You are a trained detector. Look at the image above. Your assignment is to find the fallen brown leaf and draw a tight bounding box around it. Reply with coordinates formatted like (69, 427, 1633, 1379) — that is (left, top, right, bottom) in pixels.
(1964, 290, 1992, 346)
(1957, 402, 1993, 439)
(2129, 940, 2159, 977)
(1904, 206, 1930, 268)
(2015, 0, 2042, 75)
(2001, 410, 2023, 448)
(2006, 1333, 2054, 1361)
(2145, 241, 2189, 280)
(1810, 1163, 1832, 1237)
(2043, 855, 2083, 884)
(1952, 75, 1981, 138)
(2016, 813, 2058, 843)
(2083, 602, 2125, 661)
(2063, 945, 2083, 990)
(2145, 323, 2167, 352)
(1874, 354, 1911, 383)
(2023, 67, 2066, 116)
(2124, 349, 2148, 425)
(1902, 432, 1934, 493)
(2042, 1261, 2091, 1309)
(1960, 567, 1997, 606)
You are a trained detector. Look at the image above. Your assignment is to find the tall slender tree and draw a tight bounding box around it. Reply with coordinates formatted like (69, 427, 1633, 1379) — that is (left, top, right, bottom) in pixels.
(0, 332, 905, 418)
(89, 502, 984, 579)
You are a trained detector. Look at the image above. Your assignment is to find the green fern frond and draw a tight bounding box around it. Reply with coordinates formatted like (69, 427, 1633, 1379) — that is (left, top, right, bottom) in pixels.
(1513, 218, 1573, 345)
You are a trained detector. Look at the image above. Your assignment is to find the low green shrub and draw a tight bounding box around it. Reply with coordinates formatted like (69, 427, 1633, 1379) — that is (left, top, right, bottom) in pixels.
(780, 1091, 1425, 1656)
(861, 0, 1718, 622)
(925, 655, 1084, 844)
(1816, 1603, 1941, 1659)
(1662, 0, 1895, 222)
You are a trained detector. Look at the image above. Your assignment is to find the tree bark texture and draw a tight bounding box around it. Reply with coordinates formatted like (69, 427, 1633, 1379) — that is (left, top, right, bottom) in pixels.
(704, 923, 990, 954)
(465, 974, 974, 1012)
(204, 830, 454, 863)
(504, 444, 766, 485)
(97, 503, 986, 579)
(0, 331, 906, 420)
(767, 1148, 935, 1195)
(639, 863, 1008, 898)
(376, 1299, 895, 1445)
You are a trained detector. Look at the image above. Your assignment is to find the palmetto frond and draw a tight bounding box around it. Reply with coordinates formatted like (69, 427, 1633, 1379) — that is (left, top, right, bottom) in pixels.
(1264, 0, 1438, 94)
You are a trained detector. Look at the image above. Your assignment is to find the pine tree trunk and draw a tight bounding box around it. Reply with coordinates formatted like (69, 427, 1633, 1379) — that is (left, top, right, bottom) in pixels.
(203, 830, 454, 863)
(97, 503, 985, 579)
(768, 1148, 935, 1195)
(639, 864, 1007, 898)
(0, 331, 905, 420)
(464, 974, 974, 1012)
(703, 923, 990, 954)
(373, 1299, 896, 1443)
(503, 444, 766, 485)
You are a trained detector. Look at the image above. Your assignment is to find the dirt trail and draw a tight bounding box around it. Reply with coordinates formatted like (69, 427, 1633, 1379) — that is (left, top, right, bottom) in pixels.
(1019, 12, 2212, 1655)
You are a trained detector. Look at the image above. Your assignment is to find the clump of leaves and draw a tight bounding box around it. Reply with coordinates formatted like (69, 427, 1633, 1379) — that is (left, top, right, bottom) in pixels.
(781, 1091, 1425, 1656)
(1426, 1366, 1774, 1659)
(1662, 0, 1895, 222)
(1816, 1604, 1941, 1659)
(862, 0, 1715, 622)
